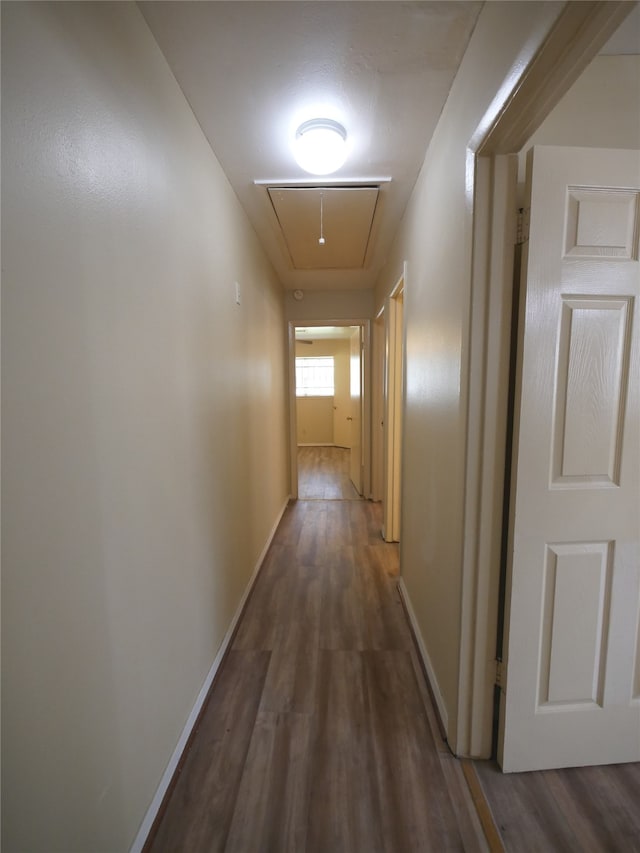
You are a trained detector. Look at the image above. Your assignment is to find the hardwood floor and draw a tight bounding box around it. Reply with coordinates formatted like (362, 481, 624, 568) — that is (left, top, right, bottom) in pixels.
(297, 445, 360, 500)
(474, 759, 640, 852)
(144, 494, 640, 852)
(145, 500, 488, 852)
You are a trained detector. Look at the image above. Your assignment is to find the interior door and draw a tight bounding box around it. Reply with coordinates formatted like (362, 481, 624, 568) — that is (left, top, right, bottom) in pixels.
(349, 326, 362, 494)
(500, 145, 640, 772)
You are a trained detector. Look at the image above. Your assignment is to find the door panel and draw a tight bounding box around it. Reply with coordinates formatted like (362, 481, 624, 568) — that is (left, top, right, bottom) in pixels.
(500, 146, 640, 772)
(333, 341, 351, 449)
(553, 296, 632, 484)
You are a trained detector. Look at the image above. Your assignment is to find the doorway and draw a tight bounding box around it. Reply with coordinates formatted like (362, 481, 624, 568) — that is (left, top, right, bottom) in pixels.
(289, 322, 370, 501)
(458, 1, 637, 762)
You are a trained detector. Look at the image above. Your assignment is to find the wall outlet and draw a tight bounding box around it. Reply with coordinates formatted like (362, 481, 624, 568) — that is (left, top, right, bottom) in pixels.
(234, 281, 241, 305)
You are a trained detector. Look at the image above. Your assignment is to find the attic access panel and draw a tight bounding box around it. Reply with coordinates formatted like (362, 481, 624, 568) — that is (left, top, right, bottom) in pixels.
(267, 186, 379, 270)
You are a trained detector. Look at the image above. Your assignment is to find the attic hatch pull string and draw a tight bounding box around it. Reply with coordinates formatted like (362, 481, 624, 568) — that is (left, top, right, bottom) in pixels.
(319, 192, 326, 246)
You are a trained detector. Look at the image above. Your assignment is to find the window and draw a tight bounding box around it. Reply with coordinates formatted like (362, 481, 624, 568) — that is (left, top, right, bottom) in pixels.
(295, 356, 334, 396)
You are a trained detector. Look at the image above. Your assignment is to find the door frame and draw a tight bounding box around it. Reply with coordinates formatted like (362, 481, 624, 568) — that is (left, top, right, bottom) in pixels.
(288, 319, 371, 500)
(382, 267, 406, 542)
(457, 1, 633, 758)
(372, 309, 385, 502)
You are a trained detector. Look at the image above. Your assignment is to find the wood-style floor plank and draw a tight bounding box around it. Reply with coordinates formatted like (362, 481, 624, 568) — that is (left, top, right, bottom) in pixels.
(148, 473, 639, 853)
(544, 764, 640, 852)
(147, 497, 491, 852)
(319, 546, 370, 651)
(258, 563, 322, 715)
(225, 711, 313, 853)
(474, 759, 640, 852)
(357, 544, 409, 651)
(231, 544, 294, 652)
(363, 649, 467, 852)
(297, 445, 360, 500)
(146, 650, 271, 852)
(306, 650, 387, 852)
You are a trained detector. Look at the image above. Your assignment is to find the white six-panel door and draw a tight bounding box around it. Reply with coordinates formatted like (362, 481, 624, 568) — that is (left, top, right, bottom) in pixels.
(500, 146, 640, 772)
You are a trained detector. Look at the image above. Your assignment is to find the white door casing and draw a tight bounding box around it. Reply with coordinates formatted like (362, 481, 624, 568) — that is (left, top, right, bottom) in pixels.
(372, 312, 385, 502)
(349, 326, 363, 494)
(382, 282, 404, 542)
(500, 145, 640, 772)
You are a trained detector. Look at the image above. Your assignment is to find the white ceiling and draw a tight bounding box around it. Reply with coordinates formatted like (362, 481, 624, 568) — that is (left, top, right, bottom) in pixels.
(140, 1, 483, 291)
(600, 2, 640, 54)
(139, 1, 638, 293)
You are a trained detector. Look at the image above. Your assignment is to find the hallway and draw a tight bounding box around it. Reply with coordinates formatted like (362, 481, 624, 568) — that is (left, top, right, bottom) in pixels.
(146, 495, 487, 852)
(144, 455, 640, 852)
(4, 4, 639, 850)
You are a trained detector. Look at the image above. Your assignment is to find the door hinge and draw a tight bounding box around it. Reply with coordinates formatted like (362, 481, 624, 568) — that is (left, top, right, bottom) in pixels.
(495, 659, 506, 691)
(516, 208, 530, 245)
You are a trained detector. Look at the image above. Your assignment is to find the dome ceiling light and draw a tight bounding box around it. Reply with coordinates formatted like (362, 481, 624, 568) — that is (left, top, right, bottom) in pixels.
(294, 118, 347, 176)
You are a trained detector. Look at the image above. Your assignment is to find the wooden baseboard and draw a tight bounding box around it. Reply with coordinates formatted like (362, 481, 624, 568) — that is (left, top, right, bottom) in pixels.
(397, 578, 449, 735)
(461, 760, 505, 852)
(130, 495, 291, 853)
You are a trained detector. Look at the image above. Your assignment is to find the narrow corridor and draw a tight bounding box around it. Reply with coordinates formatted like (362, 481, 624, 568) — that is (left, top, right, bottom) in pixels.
(146, 494, 486, 851)
(143, 451, 640, 852)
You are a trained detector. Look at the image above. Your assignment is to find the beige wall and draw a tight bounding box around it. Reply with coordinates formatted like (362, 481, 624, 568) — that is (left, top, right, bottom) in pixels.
(296, 397, 334, 443)
(373, 0, 564, 746)
(1, 4, 288, 851)
(285, 288, 373, 322)
(294, 339, 350, 445)
(518, 55, 640, 182)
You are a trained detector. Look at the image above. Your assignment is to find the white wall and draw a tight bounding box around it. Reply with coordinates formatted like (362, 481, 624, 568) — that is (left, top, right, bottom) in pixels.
(373, 0, 565, 748)
(518, 55, 640, 181)
(1, 4, 288, 851)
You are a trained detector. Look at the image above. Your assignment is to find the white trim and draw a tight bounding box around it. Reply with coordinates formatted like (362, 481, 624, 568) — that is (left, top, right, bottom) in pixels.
(398, 578, 449, 733)
(458, 154, 518, 758)
(129, 496, 291, 853)
(382, 274, 404, 543)
(254, 176, 392, 187)
(361, 319, 372, 499)
(371, 312, 385, 501)
(288, 322, 299, 500)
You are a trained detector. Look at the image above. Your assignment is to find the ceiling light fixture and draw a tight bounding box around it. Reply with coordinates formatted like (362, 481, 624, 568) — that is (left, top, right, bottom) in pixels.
(294, 119, 347, 176)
